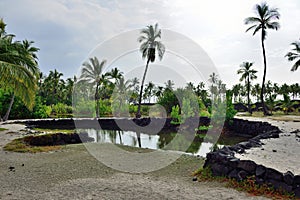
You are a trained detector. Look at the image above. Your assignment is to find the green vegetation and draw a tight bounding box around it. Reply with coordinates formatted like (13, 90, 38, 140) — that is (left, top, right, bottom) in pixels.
(196, 125, 213, 131)
(0, 127, 8, 131)
(194, 167, 296, 199)
(4, 138, 61, 153)
(0, 18, 39, 121)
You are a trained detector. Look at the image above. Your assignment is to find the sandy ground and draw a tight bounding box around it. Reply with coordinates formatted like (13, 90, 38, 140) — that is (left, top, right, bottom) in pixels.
(235, 115, 300, 175)
(0, 121, 268, 200)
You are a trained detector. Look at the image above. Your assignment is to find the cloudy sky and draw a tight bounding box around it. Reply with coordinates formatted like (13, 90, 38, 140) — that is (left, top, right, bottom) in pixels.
(0, 0, 299, 88)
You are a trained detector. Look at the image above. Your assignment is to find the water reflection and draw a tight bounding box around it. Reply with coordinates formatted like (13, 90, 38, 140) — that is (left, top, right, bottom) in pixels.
(81, 129, 248, 157)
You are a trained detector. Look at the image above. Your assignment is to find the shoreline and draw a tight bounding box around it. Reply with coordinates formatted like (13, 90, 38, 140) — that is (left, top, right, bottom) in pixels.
(235, 115, 300, 175)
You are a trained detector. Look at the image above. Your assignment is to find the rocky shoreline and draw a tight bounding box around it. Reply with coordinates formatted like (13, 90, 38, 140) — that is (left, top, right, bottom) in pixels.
(204, 117, 300, 198)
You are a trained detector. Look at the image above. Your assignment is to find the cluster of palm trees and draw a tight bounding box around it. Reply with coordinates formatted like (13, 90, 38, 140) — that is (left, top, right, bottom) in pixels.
(0, 19, 40, 121)
(38, 70, 76, 106)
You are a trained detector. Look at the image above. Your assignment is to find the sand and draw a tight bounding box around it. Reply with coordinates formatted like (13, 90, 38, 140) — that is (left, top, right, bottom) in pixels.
(0, 121, 268, 200)
(235, 115, 300, 175)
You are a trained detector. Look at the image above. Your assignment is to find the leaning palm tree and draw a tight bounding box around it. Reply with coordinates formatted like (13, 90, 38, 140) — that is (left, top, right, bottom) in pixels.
(136, 23, 165, 118)
(79, 57, 107, 118)
(0, 19, 40, 121)
(237, 62, 258, 114)
(285, 40, 300, 72)
(245, 2, 280, 115)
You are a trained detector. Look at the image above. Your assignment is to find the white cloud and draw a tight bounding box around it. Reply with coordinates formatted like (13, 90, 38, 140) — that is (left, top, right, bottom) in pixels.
(0, 0, 299, 87)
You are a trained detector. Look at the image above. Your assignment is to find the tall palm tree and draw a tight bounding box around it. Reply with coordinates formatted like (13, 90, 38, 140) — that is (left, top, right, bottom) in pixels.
(285, 39, 300, 72)
(245, 2, 280, 115)
(237, 62, 258, 114)
(0, 19, 39, 120)
(79, 57, 107, 118)
(136, 23, 165, 118)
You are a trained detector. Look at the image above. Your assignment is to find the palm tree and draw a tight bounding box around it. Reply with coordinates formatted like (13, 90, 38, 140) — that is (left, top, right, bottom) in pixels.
(208, 72, 218, 85)
(136, 23, 165, 118)
(144, 81, 155, 103)
(245, 2, 280, 115)
(112, 77, 133, 117)
(164, 80, 174, 91)
(0, 19, 39, 120)
(237, 62, 258, 114)
(79, 57, 107, 118)
(285, 39, 300, 72)
(232, 84, 242, 103)
(251, 83, 261, 103)
(109, 67, 123, 81)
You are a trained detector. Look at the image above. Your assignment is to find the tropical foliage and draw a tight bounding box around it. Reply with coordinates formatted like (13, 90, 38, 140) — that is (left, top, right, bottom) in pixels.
(0, 18, 40, 121)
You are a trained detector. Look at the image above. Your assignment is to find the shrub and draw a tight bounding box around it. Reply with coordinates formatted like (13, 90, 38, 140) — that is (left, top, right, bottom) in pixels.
(170, 105, 181, 124)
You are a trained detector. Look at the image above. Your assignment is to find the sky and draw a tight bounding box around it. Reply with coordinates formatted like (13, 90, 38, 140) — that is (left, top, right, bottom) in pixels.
(0, 0, 299, 89)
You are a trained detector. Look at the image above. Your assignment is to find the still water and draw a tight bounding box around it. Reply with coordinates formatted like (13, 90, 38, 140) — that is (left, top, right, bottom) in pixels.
(80, 129, 248, 157)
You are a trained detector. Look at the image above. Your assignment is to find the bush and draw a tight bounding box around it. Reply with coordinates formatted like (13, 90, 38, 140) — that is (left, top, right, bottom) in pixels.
(170, 105, 181, 124)
(74, 100, 95, 117)
(51, 103, 73, 117)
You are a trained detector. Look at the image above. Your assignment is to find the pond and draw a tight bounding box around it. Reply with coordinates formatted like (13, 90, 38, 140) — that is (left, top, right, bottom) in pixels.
(80, 129, 249, 157)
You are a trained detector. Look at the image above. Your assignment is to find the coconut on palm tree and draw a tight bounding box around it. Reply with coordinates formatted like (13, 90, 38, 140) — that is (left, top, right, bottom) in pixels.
(136, 23, 165, 118)
(245, 2, 280, 115)
(237, 62, 257, 114)
(79, 57, 107, 118)
(285, 39, 300, 72)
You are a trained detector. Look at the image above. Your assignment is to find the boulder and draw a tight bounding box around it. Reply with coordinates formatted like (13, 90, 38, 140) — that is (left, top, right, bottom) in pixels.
(283, 171, 294, 186)
(237, 160, 257, 173)
(255, 165, 266, 177)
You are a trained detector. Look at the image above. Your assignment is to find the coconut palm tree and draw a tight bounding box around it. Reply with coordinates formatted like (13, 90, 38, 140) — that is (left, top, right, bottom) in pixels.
(79, 57, 107, 118)
(136, 23, 165, 118)
(245, 2, 280, 115)
(112, 77, 133, 117)
(237, 62, 258, 114)
(164, 80, 174, 91)
(0, 19, 40, 121)
(251, 83, 261, 103)
(285, 39, 300, 72)
(144, 81, 155, 103)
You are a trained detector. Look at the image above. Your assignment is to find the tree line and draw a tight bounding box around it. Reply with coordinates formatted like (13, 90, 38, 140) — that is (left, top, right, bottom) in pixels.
(1, 2, 299, 121)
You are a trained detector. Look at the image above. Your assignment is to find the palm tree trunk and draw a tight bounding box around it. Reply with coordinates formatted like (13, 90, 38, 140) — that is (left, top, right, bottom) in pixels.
(247, 78, 251, 114)
(260, 34, 269, 116)
(3, 94, 15, 121)
(95, 83, 100, 118)
(136, 58, 150, 118)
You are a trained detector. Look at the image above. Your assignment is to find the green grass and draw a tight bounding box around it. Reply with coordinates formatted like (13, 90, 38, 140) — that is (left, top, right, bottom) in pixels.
(0, 128, 8, 131)
(193, 167, 296, 199)
(4, 138, 61, 153)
